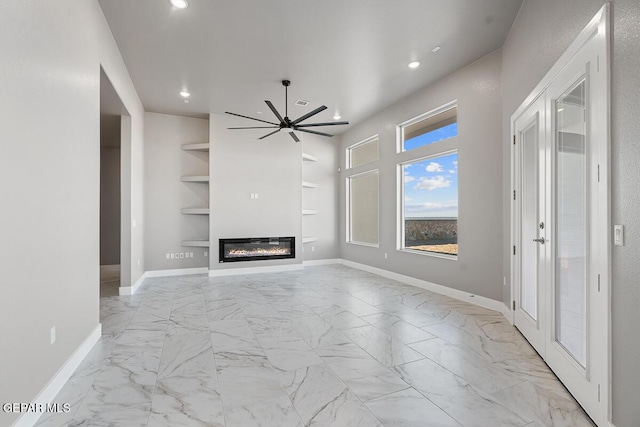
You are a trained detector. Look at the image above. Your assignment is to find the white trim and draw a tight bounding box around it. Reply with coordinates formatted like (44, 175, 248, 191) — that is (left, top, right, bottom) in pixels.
(145, 267, 208, 278)
(339, 259, 511, 319)
(303, 259, 341, 266)
(118, 272, 146, 296)
(12, 324, 101, 427)
(209, 264, 303, 277)
(99, 264, 120, 272)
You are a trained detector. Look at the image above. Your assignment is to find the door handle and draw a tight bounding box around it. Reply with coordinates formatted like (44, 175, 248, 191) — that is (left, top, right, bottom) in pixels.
(533, 237, 546, 244)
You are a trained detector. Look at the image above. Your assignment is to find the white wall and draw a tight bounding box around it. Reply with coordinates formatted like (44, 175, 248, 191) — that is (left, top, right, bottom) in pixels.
(144, 112, 209, 270)
(0, 1, 144, 425)
(502, 1, 640, 425)
(339, 50, 504, 301)
(209, 114, 303, 271)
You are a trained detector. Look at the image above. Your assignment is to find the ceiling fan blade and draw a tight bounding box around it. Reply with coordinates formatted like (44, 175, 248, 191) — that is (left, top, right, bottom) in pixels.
(295, 128, 334, 138)
(258, 129, 281, 140)
(227, 126, 280, 129)
(296, 121, 350, 127)
(291, 105, 328, 125)
(225, 111, 278, 126)
(265, 100, 285, 124)
(289, 132, 300, 142)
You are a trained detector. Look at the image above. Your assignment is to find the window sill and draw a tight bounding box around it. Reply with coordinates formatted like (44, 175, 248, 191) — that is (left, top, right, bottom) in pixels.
(347, 241, 379, 248)
(399, 248, 458, 261)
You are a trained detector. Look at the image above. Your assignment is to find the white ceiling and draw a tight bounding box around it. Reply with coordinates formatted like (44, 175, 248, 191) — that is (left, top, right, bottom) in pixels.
(98, 0, 522, 133)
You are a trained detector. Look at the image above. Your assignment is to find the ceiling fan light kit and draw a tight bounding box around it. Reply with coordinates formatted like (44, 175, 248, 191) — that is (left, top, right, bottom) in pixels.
(225, 80, 349, 141)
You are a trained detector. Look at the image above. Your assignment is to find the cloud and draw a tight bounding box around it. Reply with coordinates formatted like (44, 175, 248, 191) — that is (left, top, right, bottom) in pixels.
(404, 170, 415, 183)
(453, 160, 458, 168)
(413, 175, 451, 191)
(405, 200, 458, 214)
(449, 169, 456, 174)
(404, 196, 413, 201)
(426, 162, 443, 172)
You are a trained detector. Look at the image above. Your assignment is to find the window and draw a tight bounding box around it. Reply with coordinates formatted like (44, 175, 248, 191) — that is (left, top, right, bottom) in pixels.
(398, 103, 459, 258)
(348, 170, 379, 245)
(347, 136, 379, 168)
(401, 105, 457, 152)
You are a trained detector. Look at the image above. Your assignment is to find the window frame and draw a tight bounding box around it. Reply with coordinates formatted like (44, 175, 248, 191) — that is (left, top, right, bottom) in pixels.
(346, 168, 380, 247)
(397, 100, 458, 153)
(397, 101, 459, 260)
(346, 134, 379, 169)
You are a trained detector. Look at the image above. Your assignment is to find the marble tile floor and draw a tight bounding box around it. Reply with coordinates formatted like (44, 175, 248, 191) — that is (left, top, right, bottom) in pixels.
(36, 265, 595, 427)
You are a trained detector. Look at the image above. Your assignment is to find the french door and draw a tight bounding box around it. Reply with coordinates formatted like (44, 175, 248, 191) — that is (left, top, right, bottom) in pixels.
(511, 6, 610, 426)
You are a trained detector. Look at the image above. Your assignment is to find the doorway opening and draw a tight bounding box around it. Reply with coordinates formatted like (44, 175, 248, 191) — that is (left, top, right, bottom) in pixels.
(100, 68, 130, 297)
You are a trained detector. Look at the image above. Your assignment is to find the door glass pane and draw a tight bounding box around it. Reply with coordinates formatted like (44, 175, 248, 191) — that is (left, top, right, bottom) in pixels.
(555, 78, 587, 367)
(521, 123, 539, 321)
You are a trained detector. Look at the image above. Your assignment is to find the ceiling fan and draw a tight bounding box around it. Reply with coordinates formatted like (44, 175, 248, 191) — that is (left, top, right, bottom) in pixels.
(225, 80, 349, 142)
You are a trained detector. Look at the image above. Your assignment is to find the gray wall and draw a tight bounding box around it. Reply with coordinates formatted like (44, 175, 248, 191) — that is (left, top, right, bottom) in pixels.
(502, 1, 640, 425)
(100, 114, 121, 266)
(209, 114, 303, 270)
(302, 136, 340, 260)
(0, 1, 145, 425)
(100, 147, 121, 265)
(144, 112, 209, 270)
(339, 50, 504, 301)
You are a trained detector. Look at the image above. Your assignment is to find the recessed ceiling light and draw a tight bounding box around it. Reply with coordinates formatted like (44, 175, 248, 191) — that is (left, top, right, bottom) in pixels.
(432, 46, 441, 53)
(184, 99, 190, 104)
(257, 111, 263, 114)
(179, 90, 190, 98)
(408, 61, 420, 69)
(333, 114, 341, 120)
(170, 0, 189, 9)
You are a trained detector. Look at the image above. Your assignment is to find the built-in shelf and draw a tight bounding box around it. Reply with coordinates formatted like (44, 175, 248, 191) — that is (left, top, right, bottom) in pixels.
(302, 209, 318, 215)
(181, 208, 210, 215)
(302, 152, 317, 162)
(302, 236, 318, 243)
(181, 240, 210, 247)
(302, 181, 318, 188)
(181, 143, 210, 152)
(181, 175, 210, 183)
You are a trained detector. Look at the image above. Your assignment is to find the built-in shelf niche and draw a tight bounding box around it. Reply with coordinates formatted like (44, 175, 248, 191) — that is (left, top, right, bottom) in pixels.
(181, 143, 210, 152)
(181, 141, 210, 250)
(181, 240, 210, 247)
(302, 152, 317, 162)
(181, 208, 210, 215)
(181, 175, 210, 183)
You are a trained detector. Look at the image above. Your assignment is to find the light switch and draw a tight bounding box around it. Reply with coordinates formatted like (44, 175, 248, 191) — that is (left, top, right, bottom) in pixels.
(614, 225, 624, 246)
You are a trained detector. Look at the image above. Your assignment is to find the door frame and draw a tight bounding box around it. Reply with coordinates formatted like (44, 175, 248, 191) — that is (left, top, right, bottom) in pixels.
(510, 4, 610, 425)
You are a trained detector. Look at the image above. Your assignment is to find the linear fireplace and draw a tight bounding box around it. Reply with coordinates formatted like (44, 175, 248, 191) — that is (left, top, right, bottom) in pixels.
(219, 237, 295, 263)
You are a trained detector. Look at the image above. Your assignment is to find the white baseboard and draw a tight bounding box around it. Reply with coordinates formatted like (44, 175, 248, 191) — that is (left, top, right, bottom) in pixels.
(339, 259, 511, 319)
(119, 272, 146, 296)
(303, 259, 342, 266)
(145, 267, 208, 278)
(118, 267, 209, 295)
(209, 264, 303, 277)
(99, 264, 120, 273)
(13, 324, 101, 427)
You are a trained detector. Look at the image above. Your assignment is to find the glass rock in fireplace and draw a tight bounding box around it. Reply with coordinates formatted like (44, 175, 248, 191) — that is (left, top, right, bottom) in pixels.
(219, 237, 295, 263)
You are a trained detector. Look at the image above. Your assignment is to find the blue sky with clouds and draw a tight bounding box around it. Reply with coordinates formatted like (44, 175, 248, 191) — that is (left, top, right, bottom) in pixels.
(403, 124, 458, 218)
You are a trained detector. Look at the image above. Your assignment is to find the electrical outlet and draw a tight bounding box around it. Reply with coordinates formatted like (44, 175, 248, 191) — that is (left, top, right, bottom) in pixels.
(384, 253, 388, 259)
(311, 246, 315, 252)
(189, 252, 194, 258)
(170, 253, 175, 259)
(166, 253, 170, 259)
(204, 251, 208, 257)
(137, 259, 140, 266)
(503, 276, 507, 286)
(50, 327, 56, 344)
(255, 193, 259, 199)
